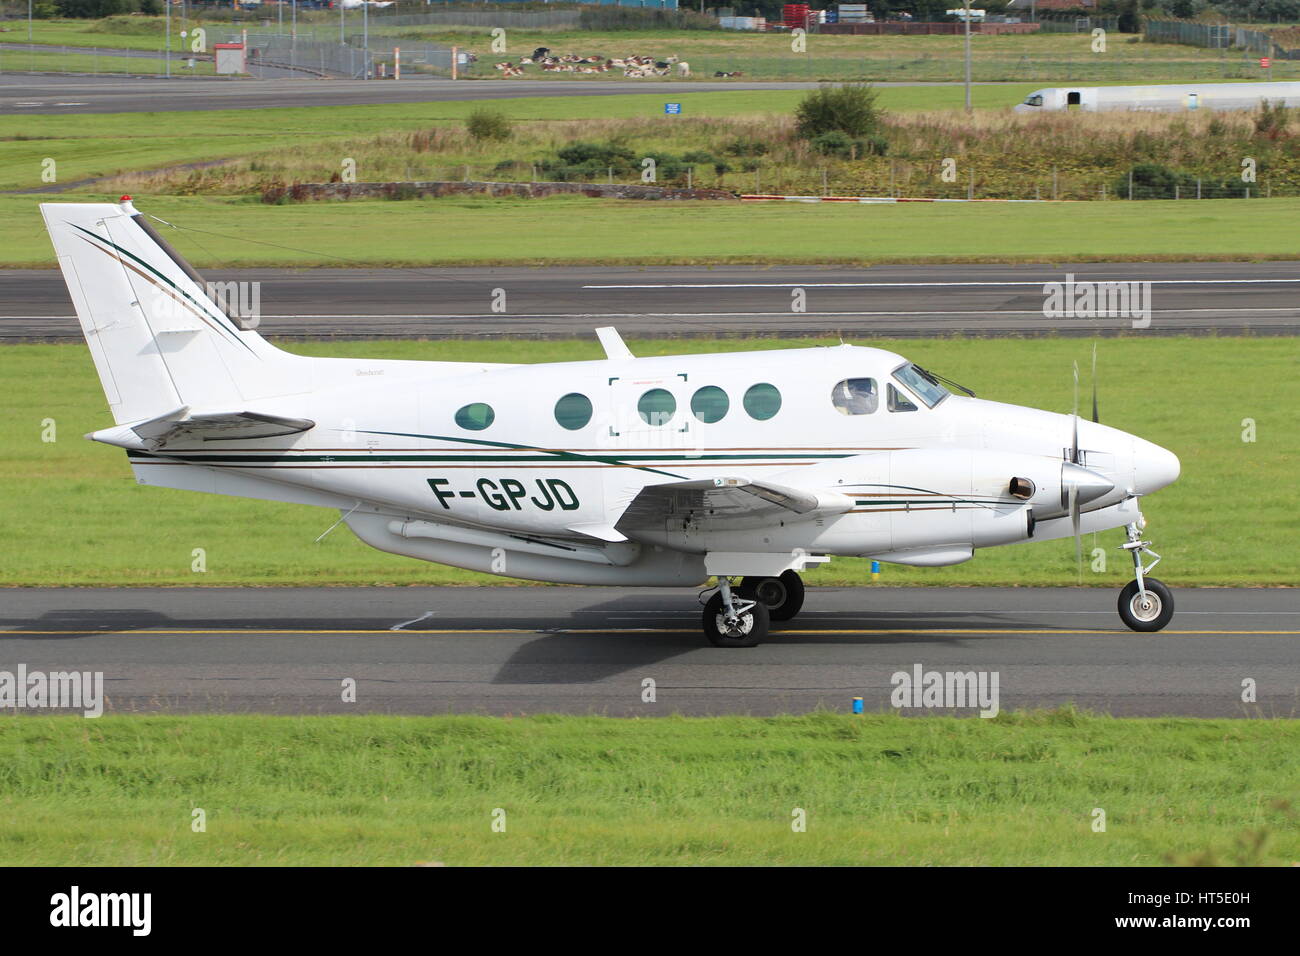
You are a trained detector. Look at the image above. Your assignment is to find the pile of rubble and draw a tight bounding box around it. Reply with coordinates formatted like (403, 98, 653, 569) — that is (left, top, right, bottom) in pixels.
(494, 47, 692, 78)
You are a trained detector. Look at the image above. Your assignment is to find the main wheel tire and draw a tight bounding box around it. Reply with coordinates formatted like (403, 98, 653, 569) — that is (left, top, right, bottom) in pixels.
(1117, 578, 1174, 632)
(740, 571, 806, 622)
(703, 591, 770, 647)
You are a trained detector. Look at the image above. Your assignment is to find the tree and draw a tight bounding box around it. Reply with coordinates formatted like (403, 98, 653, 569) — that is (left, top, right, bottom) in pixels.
(794, 83, 886, 140)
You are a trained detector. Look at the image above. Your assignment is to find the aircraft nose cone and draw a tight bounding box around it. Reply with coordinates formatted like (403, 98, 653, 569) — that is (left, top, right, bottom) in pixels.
(1135, 440, 1180, 495)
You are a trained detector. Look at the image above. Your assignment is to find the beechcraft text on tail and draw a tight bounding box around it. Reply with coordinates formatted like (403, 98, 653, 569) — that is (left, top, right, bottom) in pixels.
(40, 198, 1181, 645)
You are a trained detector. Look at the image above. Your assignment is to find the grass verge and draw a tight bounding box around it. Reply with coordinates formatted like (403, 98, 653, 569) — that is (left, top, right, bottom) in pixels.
(0, 87, 1036, 194)
(3, 337, 1295, 588)
(9, 194, 1300, 268)
(0, 711, 1296, 865)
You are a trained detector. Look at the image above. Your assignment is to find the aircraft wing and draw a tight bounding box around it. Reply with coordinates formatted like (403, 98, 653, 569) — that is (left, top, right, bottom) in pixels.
(88, 406, 314, 450)
(615, 476, 853, 533)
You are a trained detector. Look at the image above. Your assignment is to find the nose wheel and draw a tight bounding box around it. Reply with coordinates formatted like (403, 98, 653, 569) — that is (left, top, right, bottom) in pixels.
(703, 578, 770, 647)
(1117, 519, 1174, 632)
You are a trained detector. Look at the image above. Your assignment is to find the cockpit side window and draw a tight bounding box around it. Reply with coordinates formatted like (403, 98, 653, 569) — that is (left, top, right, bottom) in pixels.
(831, 378, 878, 415)
(887, 383, 918, 413)
(892, 363, 949, 409)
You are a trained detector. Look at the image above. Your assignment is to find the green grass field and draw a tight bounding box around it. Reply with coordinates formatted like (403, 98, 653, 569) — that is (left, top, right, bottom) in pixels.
(7, 194, 1300, 268)
(0, 47, 217, 75)
(9, 16, 1294, 83)
(0, 711, 1295, 865)
(3, 337, 1294, 588)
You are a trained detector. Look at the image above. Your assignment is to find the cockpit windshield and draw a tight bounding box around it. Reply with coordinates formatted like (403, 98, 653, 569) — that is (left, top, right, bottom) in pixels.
(892, 363, 950, 408)
(1023, 94, 1044, 107)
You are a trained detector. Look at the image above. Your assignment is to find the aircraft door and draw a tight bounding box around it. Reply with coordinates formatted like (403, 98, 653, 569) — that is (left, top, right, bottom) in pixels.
(599, 371, 698, 531)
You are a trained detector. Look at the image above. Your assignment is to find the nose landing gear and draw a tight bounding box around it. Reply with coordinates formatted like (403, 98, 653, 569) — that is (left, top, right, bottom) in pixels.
(1117, 519, 1174, 632)
(702, 577, 770, 647)
(701, 571, 806, 646)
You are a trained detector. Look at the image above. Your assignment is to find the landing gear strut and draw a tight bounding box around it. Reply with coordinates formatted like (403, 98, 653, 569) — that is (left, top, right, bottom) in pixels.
(702, 577, 770, 648)
(741, 570, 806, 622)
(1116, 519, 1174, 632)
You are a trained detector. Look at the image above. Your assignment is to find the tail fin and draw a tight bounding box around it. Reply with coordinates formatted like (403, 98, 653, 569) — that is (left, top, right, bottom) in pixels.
(40, 198, 307, 426)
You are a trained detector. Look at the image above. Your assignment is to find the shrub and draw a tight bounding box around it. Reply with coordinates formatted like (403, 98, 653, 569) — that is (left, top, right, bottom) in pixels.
(1112, 162, 1239, 199)
(53, 0, 134, 16)
(538, 141, 637, 180)
(1254, 99, 1290, 141)
(682, 150, 730, 175)
(465, 109, 512, 142)
(809, 130, 888, 159)
(723, 137, 769, 158)
(794, 83, 886, 140)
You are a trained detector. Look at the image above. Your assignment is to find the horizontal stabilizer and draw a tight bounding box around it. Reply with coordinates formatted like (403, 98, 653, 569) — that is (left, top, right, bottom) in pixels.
(89, 407, 314, 450)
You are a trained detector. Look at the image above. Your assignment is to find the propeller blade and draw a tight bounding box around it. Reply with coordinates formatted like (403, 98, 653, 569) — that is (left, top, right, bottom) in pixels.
(1070, 483, 1082, 583)
(1070, 360, 1080, 464)
(1090, 342, 1099, 424)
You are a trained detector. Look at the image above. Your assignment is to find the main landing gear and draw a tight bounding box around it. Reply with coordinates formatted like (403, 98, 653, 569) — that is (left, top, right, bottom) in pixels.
(702, 570, 805, 647)
(1116, 519, 1174, 632)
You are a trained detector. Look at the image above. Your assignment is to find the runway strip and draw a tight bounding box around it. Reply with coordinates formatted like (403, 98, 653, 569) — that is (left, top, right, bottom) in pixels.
(0, 75, 1009, 115)
(4, 262, 1298, 339)
(2, 586, 1296, 717)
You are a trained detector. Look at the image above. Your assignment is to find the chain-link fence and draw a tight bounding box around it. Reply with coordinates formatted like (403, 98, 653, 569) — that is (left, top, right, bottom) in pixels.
(1143, 19, 1299, 58)
(222, 30, 454, 78)
(364, 10, 583, 30)
(234, 33, 369, 78)
(0, 42, 230, 77)
(291, 158, 1292, 203)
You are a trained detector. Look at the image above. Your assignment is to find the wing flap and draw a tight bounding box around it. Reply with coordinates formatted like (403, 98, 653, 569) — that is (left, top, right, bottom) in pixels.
(616, 475, 852, 532)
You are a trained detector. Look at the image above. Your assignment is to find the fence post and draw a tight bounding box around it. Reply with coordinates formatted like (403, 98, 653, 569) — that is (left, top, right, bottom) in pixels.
(1197, 178, 1202, 199)
(1052, 166, 1058, 200)
(1128, 170, 1133, 200)
(1174, 184, 1179, 200)
(822, 167, 828, 196)
(968, 167, 974, 200)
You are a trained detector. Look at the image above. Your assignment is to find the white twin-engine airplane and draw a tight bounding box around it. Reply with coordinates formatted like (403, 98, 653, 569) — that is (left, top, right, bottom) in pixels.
(42, 199, 1181, 646)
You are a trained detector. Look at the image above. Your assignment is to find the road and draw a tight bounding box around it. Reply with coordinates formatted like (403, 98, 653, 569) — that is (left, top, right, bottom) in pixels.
(0, 74, 1010, 115)
(3, 262, 1298, 340)
(1, 586, 1296, 717)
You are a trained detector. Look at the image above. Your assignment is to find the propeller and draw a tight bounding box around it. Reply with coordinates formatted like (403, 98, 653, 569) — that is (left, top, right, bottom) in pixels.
(1090, 341, 1100, 424)
(1070, 482, 1082, 584)
(1070, 360, 1081, 465)
(1069, 357, 1084, 580)
(1067, 345, 1101, 582)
